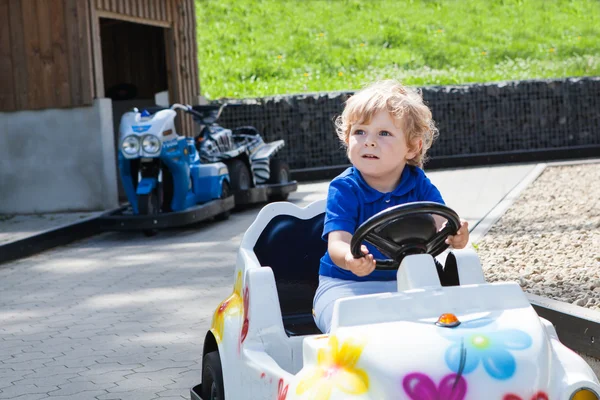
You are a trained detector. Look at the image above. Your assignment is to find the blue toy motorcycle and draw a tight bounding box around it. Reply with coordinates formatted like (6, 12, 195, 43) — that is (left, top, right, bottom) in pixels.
(100, 103, 297, 235)
(100, 104, 235, 235)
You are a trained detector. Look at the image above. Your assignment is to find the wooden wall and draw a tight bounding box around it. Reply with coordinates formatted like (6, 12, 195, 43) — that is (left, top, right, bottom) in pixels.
(167, 0, 199, 135)
(0, 0, 94, 111)
(170, 0, 198, 111)
(94, 0, 172, 25)
(1, 0, 200, 133)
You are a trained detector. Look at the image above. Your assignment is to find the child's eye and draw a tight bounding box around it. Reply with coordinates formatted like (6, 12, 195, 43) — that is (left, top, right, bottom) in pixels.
(379, 130, 392, 137)
(353, 129, 365, 135)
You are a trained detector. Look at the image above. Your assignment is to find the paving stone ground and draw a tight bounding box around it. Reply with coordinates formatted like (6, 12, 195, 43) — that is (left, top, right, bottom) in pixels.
(0, 182, 328, 400)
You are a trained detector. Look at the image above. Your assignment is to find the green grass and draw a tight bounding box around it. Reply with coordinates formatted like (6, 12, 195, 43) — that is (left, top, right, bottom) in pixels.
(195, 0, 600, 99)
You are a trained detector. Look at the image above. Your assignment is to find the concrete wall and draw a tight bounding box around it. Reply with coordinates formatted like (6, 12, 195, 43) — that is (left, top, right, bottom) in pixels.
(0, 99, 118, 214)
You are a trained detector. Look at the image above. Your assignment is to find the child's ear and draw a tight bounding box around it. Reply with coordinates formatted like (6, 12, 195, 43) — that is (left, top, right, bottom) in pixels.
(407, 139, 423, 160)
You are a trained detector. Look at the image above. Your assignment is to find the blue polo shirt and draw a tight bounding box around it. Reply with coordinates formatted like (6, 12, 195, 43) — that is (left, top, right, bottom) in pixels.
(319, 166, 445, 281)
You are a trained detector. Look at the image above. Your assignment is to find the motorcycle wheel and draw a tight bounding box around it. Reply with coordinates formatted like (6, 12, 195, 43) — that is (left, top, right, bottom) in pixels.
(267, 158, 290, 201)
(227, 159, 251, 192)
(214, 180, 231, 221)
(139, 191, 159, 237)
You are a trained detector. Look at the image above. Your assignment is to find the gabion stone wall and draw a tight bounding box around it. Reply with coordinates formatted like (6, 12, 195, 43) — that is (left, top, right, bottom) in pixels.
(216, 77, 600, 170)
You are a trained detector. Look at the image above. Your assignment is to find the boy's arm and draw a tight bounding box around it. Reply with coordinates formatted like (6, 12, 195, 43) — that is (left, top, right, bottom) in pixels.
(445, 221, 469, 249)
(434, 215, 470, 249)
(328, 230, 353, 268)
(419, 174, 470, 248)
(328, 230, 375, 277)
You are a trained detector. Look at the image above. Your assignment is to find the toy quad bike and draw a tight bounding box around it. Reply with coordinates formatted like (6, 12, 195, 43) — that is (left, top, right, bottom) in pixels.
(100, 104, 234, 236)
(191, 200, 600, 400)
(192, 104, 297, 206)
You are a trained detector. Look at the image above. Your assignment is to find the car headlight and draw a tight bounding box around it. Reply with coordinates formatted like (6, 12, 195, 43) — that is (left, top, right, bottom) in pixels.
(571, 388, 599, 400)
(121, 136, 140, 156)
(142, 135, 161, 154)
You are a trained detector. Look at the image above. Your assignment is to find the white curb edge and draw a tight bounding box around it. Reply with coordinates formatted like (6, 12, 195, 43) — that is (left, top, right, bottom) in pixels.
(470, 163, 547, 243)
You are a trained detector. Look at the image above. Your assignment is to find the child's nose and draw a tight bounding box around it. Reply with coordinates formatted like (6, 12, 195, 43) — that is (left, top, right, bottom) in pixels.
(364, 140, 376, 147)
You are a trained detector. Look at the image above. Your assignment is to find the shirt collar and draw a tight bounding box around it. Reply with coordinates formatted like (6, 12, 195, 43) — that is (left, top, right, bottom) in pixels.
(352, 166, 417, 203)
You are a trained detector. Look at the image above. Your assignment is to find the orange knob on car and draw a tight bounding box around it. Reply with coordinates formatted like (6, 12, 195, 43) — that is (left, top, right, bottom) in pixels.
(436, 313, 461, 328)
(571, 389, 600, 400)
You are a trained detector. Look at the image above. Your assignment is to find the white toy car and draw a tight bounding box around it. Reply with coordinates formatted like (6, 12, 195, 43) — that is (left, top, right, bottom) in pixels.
(190, 200, 600, 400)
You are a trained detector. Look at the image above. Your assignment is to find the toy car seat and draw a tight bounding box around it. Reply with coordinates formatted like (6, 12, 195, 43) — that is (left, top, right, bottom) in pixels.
(253, 213, 326, 336)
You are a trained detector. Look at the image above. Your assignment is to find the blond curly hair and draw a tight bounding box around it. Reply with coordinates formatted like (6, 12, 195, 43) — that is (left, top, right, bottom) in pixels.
(335, 80, 438, 168)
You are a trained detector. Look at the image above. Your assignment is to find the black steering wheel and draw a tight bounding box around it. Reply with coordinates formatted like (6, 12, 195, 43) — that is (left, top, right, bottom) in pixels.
(350, 202, 461, 270)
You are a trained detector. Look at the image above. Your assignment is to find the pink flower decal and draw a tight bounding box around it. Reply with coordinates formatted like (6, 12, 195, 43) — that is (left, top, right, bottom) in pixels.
(278, 378, 289, 400)
(403, 373, 467, 400)
(241, 286, 249, 344)
(503, 392, 548, 400)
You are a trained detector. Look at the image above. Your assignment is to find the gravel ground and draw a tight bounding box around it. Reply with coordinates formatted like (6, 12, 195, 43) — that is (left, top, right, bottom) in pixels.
(476, 162, 600, 309)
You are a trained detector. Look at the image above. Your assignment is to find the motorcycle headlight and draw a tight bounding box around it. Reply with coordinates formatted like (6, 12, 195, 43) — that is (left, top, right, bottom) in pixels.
(571, 389, 599, 400)
(142, 135, 161, 154)
(121, 136, 140, 156)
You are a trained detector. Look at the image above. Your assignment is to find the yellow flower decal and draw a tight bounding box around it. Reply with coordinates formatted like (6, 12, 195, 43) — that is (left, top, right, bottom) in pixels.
(296, 335, 369, 400)
(211, 270, 243, 344)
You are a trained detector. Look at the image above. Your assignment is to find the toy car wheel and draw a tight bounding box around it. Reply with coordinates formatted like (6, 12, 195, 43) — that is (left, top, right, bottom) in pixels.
(268, 159, 290, 201)
(228, 159, 251, 192)
(215, 180, 231, 221)
(201, 351, 224, 400)
(138, 192, 159, 237)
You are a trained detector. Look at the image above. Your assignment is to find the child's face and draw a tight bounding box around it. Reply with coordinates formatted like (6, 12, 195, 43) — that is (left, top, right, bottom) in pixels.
(347, 110, 419, 183)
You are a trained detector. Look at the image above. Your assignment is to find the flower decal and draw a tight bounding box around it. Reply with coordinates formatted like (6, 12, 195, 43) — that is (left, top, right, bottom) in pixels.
(210, 270, 243, 344)
(455, 318, 494, 330)
(445, 329, 532, 380)
(403, 373, 467, 400)
(503, 392, 548, 400)
(241, 286, 250, 344)
(278, 378, 289, 400)
(295, 335, 369, 400)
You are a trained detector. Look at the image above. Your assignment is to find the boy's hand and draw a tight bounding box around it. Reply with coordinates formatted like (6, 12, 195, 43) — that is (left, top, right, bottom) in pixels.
(344, 245, 376, 277)
(445, 220, 469, 249)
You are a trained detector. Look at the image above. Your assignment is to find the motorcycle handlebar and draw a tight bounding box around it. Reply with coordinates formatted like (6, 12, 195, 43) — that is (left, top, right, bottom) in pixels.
(170, 103, 227, 122)
(169, 103, 190, 112)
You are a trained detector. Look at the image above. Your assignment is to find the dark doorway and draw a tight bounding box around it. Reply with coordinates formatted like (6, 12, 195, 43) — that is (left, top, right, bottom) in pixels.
(99, 18, 169, 201)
